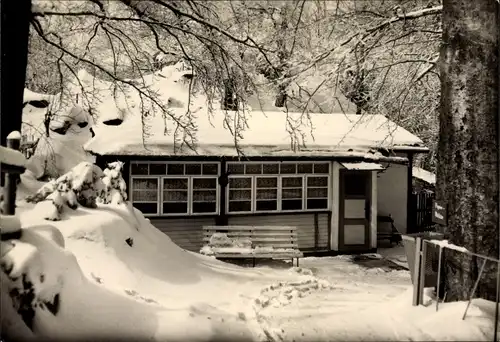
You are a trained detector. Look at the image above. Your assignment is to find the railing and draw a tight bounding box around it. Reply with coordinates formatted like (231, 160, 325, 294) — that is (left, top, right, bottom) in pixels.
(407, 234, 500, 342)
(1, 132, 25, 215)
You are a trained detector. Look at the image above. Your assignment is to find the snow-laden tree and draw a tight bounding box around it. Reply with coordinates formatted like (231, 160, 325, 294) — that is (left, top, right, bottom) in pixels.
(98, 161, 127, 205)
(26, 162, 104, 220)
(25, 160, 129, 221)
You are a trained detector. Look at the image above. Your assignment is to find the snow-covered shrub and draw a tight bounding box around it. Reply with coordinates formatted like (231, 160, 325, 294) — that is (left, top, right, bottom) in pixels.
(98, 161, 127, 205)
(1, 228, 64, 333)
(26, 162, 104, 221)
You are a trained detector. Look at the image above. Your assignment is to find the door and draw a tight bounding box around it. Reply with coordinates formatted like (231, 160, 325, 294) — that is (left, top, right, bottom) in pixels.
(338, 170, 371, 251)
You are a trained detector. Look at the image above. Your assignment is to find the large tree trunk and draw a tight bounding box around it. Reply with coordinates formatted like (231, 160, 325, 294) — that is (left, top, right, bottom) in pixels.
(437, 0, 499, 301)
(1, 0, 31, 147)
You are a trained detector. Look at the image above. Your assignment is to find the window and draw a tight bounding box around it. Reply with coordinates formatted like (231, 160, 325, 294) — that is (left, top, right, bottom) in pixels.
(192, 178, 217, 213)
(344, 173, 368, 197)
(226, 162, 330, 213)
(131, 178, 159, 214)
(130, 162, 219, 216)
(163, 178, 188, 214)
(228, 177, 252, 212)
(256, 177, 278, 211)
(282, 176, 303, 210)
(306, 176, 329, 209)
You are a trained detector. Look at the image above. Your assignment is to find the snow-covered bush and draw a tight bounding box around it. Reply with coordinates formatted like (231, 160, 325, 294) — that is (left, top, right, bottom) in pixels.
(98, 161, 127, 205)
(1, 227, 65, 335)
(25, 161, 128, 221)
(26, 162, 104, 221)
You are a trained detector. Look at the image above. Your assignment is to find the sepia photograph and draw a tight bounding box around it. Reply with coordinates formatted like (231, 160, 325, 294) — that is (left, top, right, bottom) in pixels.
(0, 0, 499, 341)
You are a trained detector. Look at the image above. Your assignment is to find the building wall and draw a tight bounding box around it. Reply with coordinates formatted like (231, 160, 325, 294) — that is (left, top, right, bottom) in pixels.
(370, 171, 377, 249)
(228, 213, 329, 251)
(330, 161, 340, 250)
(149, 217, 216, 252)
(377, 163, 408, 233)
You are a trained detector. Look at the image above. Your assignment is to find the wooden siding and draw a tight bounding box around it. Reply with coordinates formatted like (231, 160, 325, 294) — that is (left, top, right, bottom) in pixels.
(227, 213, 329, 250)
(149, 217, 216, 252)
(317, 213, 329, 249)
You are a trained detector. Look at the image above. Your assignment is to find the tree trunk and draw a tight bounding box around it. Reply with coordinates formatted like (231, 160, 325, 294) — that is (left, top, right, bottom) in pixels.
(1, 0, 31, 190)
(1, 0, 31, 147)
(437, 0, 499, 301)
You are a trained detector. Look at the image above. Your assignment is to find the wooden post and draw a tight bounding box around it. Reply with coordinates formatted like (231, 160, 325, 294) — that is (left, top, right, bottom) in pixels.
(412, 237, 422, 306)
(463, 258, 487, 320)
(2, 132, 22, 215)
(419, 240, 428, 305)
(406, 153, 414, 233)
(436, 246, 443, 312)
(494, 262, 500, 342)
(216, 158, 228, 226)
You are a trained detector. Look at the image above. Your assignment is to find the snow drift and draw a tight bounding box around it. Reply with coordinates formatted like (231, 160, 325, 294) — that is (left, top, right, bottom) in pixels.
(1, 163, 321, 341)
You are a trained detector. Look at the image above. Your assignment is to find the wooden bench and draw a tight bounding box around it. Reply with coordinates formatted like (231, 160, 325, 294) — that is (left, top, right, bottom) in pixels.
(377, 215, 402, 245)
(201, 225, 304, 267)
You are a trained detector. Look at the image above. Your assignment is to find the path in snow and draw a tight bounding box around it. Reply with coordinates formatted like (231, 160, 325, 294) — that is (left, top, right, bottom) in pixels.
(248, 251, 414, 341)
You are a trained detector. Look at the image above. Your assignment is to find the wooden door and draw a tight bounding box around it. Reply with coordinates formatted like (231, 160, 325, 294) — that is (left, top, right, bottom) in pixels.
(339, 170, 371, 251)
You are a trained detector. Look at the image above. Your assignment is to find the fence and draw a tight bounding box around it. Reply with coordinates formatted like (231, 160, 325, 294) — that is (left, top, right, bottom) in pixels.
(412, 191, 435, 232)
(404, 233, 500, 342)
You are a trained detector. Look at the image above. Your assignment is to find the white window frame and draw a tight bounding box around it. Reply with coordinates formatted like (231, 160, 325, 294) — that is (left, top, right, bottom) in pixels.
(191, 176, 219, 215)
(226, 175, 254, 214)
(305, 174, 330, 211)
(161, 176, 190, 216)
(129, 161, 220, 216)
(130, 176, 160, 216)
(280, 175, 305, 212)
(225, 161, 331, 214)
(254, 175, 280, 213)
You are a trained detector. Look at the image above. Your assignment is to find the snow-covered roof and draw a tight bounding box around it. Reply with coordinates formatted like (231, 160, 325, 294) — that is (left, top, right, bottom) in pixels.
(341, 162, 385, 171)
(84, 109, 427, 157)
(412, 167, 436, 185)
(22, 62, 427, 160)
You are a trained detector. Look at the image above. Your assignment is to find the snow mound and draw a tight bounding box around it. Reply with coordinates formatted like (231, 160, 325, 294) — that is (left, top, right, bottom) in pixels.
(2, 193, 317, 341)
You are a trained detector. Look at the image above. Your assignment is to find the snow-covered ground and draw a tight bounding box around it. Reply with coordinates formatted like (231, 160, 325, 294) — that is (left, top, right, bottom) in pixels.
(1, 172, 498, 341)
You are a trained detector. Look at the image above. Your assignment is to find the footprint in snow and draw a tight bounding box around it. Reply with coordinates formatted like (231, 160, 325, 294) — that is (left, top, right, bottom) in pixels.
(254, 278, 333, 309)
(124, 289, 159, 305)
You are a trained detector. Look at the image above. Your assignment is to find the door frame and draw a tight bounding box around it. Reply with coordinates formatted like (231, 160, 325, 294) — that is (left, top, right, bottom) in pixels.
(338, 169, 372, 251)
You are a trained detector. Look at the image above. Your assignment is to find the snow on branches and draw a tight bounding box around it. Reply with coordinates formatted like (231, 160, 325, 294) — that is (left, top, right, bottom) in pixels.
(98, 161, 127, 205)
(25, 161, 128, 221)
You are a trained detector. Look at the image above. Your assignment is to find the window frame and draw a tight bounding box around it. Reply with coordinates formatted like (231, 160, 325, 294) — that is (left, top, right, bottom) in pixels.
(130, 176, 161, 216)
(226, 175, 254, 214)
(226, 161, 331, 214)
(305, 174, 330, 211)
(281, 175, 305, 212)
(254, 175, 280, 213)
(161, 176, 190, 216)
(190, 176, 219, 215)
(130, 161, 220, 217)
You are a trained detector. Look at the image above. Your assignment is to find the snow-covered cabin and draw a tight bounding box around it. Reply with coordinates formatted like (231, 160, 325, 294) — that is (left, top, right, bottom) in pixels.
(23, 62, 429, 254)
(84, 108, 428, 254)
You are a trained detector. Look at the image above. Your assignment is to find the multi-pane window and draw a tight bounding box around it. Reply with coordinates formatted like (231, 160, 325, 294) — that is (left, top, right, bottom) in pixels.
(282, 176, 303, 211)
(130, 161, 330, 216)
(130, 162, 219, 216)
(163, 178, 189, 214)
(228, 177, 252, 213)
(306, 176, 329, 209)
(227, 162, 330, 213)
(131, 178, 159, 214)
(256, 177, 278, 211)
